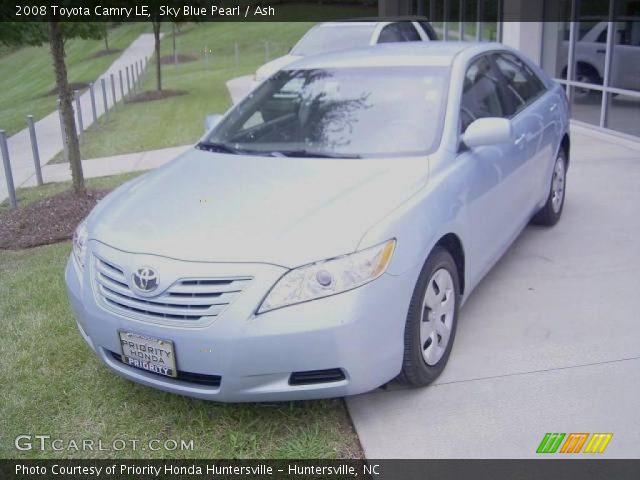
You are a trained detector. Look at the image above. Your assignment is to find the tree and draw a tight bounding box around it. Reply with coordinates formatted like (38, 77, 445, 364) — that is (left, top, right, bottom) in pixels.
(171, 22, 185, 64)
(103, 25, 110, 52)
(151, 20, 162, 91)
(100, 22, 121, 53)
(172, 23, 177, 64)
(0, 22, 102, 196)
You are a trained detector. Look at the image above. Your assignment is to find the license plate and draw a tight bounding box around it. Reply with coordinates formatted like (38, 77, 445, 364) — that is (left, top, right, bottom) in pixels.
(118, 331, 177, 378)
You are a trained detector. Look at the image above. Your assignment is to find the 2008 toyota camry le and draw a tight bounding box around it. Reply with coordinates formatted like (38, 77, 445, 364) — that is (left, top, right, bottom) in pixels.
(66, 42, 570, 402)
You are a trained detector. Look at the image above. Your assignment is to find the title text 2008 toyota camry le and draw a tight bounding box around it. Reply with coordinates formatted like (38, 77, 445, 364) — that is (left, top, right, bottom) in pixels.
(66, 43, 570, 402)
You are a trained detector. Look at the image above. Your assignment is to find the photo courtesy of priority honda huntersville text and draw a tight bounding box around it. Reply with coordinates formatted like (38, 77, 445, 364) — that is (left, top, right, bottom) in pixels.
(66, 42, 570, 402)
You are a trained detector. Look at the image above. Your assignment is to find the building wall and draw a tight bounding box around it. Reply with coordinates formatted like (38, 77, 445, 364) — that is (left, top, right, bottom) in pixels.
(380, 0, 640, 140)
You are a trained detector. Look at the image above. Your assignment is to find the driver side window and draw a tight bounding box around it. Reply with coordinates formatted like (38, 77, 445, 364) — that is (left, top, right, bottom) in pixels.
(460, 57, 505, 132)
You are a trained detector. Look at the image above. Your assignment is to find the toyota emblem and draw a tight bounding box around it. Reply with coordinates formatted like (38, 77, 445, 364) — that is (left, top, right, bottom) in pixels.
(132, 266, 159, 293)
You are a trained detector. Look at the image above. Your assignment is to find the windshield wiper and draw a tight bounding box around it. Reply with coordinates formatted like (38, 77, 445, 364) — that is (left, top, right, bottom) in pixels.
(196, 141, 240, 154)
(197, 143, 362, 159)
(269, 150, 362, 159)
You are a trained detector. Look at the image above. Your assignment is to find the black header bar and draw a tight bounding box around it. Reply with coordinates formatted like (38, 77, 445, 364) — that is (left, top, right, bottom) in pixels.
(0, 0, 605, 23)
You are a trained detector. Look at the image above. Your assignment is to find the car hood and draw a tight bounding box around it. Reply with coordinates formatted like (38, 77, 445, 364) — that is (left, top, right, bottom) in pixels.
(255, 55, 302, 80)
(89, 148, 428, 267)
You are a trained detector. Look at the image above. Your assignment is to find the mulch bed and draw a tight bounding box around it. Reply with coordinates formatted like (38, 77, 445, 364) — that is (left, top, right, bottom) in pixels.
(159, 53, 198, 65)
(126, 89, 187, 103)
(88, 48, 122, 59)
(46, 82, 89, 96)
(0, 189, 109, 250)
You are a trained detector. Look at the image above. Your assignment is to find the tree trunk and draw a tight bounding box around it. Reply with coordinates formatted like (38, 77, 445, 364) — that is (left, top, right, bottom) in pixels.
(49, 21, 85, 196)
(152, 21, 162, 91)
(104, 32, 109, 52)
(172, 23, 177, 64)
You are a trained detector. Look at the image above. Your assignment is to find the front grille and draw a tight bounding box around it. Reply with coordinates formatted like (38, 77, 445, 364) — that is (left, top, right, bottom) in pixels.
(93, 256, 250, 323)
(109, 351, 221, 387)
(289, 368, 346, 386)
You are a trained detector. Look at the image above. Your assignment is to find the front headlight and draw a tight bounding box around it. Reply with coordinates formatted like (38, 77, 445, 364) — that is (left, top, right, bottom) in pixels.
(257, 239, 396, 314)
(72, 220, 88, 269)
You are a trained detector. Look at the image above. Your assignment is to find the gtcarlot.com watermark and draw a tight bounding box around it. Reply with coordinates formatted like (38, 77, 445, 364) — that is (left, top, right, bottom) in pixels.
(15, 434, 194, 452)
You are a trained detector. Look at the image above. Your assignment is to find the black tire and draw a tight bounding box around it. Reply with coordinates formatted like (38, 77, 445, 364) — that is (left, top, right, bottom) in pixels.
(564, 64, 601, 103)
(532, 150, 567, 226)
(397, 247, 460, 387)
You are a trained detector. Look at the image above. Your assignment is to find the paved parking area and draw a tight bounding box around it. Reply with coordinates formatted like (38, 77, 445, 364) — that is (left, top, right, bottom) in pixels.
(347, 128, 640, 458)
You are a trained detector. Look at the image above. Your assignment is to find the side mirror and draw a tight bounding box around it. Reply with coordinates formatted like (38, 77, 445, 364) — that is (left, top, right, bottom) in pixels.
(462, 117, 512, 149)
(204, 114, 223, 133)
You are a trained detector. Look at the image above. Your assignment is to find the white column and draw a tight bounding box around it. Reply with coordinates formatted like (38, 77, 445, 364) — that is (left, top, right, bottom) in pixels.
(500, 0, 544, 64)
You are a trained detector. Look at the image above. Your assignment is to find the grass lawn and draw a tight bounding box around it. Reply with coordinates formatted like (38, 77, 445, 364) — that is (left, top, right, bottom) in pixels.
(0, 23, 151, 136)
(50, 22, 315, 163)
(0, 175, 362, 459)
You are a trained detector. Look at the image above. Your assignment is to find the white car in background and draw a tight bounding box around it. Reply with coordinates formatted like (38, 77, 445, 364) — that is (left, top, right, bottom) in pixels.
(253, 20, 437, 85)
(560, 20, 640, 98)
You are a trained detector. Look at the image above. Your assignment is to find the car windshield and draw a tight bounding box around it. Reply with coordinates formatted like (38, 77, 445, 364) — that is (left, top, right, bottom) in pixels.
(202, 67, 449, 158)
(291, 25, 377, 56)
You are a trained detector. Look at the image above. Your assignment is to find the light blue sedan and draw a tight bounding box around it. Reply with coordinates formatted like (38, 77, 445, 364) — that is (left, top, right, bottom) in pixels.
(66, 42, 570, 402)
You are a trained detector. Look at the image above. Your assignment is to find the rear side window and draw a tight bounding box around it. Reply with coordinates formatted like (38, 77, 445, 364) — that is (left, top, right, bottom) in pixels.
(460, 57, 505, 132)
(493, 53, 546, 113)
(378, 22, 422, 43)
(418, 22, 438, 40)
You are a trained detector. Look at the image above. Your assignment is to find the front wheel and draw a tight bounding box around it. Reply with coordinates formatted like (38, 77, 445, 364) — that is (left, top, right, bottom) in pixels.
(397, 247, 460, 387)
(532, 150, 567, 226)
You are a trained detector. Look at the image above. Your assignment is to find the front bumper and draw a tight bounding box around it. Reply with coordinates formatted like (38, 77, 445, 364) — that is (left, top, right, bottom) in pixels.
(65, 243, 417, 402)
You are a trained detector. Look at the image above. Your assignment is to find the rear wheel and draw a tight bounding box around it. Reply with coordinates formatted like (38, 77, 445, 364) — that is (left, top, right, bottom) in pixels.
(532, 150, 567, 226)
(398, 247, 460, 387)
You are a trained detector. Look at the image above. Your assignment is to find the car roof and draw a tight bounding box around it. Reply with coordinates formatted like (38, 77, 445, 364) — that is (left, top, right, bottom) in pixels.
(286, 42, 502, 70)
(316, 21, 382, 27)
(318, 17, 431, 26)
(347, 16, 431, 22)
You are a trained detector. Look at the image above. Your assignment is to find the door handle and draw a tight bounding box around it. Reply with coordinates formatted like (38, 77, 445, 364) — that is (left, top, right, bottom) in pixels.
(514, 133, 526, 146)
(596, 48, 606, 54)
(549, 103, 558, 112)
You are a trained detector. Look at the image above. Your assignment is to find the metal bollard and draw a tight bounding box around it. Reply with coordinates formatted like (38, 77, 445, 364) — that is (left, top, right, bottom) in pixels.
(126, 66, 131, 97)
(0, 129, 18, 209)
(235, 42, 239, 67)
(27, 115, 43, 186)
(110, 73, 116, 108)
(74, 90, 83, 143)
(57, 99, 69, 163)
(101, 77, 108, 117)
(89, 82, 98, 126)
(119, 69, 124, 101)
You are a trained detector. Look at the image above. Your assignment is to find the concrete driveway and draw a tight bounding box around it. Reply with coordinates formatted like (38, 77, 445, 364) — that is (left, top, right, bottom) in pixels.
(347, 127, 640, 458)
